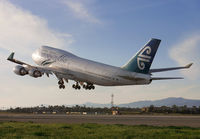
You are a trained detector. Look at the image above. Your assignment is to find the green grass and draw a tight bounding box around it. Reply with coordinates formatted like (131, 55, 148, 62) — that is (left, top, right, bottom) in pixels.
(0, 122, 200, 139)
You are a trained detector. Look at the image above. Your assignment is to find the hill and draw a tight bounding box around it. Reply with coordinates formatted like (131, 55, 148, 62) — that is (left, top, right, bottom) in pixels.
(82, 97, 200, 108)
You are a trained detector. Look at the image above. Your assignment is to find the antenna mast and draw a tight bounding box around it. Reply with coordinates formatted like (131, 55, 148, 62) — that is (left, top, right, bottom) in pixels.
(111, 94, 114, 108)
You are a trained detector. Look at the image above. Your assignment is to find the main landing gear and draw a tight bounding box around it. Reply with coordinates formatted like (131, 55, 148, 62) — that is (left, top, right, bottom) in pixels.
(72, 82, 81, 90)
(58, 79, 95, 90)
(58, 80, 65, 89)
(83, 83, 95, 90)
(71, 82, 95, 90)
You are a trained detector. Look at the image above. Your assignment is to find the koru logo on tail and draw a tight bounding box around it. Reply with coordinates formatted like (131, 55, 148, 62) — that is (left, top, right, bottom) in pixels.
(137, 46, 152, 70)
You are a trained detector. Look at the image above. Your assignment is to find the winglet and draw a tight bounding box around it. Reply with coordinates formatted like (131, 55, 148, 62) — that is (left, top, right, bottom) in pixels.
(7, 52, 28, 65)
(7, 52, 15, 60)
(185, 63, 193, 68)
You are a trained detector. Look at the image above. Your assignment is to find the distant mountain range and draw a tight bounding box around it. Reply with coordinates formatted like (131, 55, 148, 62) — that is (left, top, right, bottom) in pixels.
(81, 97, 200, 108)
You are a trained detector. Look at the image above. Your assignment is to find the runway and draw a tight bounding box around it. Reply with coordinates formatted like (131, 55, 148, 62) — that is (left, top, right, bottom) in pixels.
(0, 114, 200, 127)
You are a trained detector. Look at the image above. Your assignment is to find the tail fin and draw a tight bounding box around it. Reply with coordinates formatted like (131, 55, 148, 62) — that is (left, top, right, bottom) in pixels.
(122, 38, 161, 74)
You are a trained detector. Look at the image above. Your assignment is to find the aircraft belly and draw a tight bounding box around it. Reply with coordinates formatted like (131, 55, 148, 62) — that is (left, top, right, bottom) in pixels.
(55, 57, 151, 86)
(65, 70, 137, 86)
(66, 70, 117, 86)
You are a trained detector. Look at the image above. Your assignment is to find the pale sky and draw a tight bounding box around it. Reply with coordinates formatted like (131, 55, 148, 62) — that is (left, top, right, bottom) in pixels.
(0, 0, 200, 108)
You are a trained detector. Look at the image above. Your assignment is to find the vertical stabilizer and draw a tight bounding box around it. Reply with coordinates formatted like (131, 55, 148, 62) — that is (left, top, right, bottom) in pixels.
(122, 38, 161, 74)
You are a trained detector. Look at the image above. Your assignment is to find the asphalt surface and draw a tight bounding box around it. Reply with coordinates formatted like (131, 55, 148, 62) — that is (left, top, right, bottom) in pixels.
(0, 114, 200, 127)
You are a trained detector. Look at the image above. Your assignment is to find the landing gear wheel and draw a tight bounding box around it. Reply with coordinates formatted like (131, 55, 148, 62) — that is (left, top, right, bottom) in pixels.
(59, 85, 62, 89)
(84, 83, 95, 90)
(58, 80, 64, 85)
(72, 82, 81, 90)
(58, 79, 65, 89)
(59, 84, 65, 89)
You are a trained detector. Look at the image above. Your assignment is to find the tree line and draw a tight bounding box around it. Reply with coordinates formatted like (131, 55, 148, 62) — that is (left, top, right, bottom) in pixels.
(1, 105, 200, 114)
(147, 105, 200, 114)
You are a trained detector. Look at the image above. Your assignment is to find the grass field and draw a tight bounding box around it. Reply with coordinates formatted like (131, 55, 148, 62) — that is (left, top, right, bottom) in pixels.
(0, 122, 200, 139)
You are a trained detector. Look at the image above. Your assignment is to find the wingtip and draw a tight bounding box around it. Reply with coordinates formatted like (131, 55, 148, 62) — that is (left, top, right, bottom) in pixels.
(185, 63, 193, 68)
(7, 52, 15, 60)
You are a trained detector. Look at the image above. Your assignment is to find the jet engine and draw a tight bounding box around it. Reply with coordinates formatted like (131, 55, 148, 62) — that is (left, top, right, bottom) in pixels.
(28, 69, 42, 78)
(13, 65, 28, 76)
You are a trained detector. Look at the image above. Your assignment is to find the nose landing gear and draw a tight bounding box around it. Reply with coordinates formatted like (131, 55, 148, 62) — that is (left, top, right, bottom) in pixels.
(58, 79, 65, 89)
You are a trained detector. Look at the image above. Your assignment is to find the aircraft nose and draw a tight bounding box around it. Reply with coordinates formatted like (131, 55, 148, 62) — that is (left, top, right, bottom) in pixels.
(32, 49, 42, 65)
(32, 50, 38, 61)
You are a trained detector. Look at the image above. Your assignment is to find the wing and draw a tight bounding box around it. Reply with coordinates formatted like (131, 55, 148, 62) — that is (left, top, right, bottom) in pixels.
(149, 63, 193, 73)
(7, 52, 55, 77)
(7, 52, 31, 66)
(7, 52, 94, 90)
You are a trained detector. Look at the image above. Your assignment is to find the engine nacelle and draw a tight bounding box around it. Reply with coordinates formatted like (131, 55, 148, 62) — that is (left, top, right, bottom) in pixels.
(13, 65, 28, 76)
(28, 69, 42, 78)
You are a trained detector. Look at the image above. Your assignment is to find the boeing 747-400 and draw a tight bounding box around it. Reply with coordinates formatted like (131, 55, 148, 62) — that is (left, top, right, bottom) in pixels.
(7, 38, 192, 90)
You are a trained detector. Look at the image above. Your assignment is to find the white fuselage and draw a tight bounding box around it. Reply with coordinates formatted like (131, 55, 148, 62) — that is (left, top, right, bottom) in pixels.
(32, 46, 151, 86)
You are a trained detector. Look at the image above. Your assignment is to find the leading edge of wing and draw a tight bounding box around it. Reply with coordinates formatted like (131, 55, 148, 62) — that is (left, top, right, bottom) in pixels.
(149, 63, 193, 73)
(7, 52, 31, 66)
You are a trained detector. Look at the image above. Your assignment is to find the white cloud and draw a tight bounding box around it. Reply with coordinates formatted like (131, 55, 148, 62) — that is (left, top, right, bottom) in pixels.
(169, 34, 200, 80)
(64, 0, 101, 24)
(0, 0, 74, 56)
(0, 0, 76, 107)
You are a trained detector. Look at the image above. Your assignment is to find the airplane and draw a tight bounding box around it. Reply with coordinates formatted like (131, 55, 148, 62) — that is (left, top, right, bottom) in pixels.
(7, 38, 192, 90)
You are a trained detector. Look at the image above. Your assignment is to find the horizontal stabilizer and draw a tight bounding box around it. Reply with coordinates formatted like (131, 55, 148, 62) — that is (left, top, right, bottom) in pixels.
(150, 63, 193, 73)
(151, 77, 184, 80)
(185, 63, 193, 68)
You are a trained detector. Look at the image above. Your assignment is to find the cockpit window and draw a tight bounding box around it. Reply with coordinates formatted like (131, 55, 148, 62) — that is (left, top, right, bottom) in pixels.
(41, 52, 60, 61)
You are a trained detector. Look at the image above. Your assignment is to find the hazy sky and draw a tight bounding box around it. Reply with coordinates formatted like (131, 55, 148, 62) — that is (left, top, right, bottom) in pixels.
(0, 0, 200, 107)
